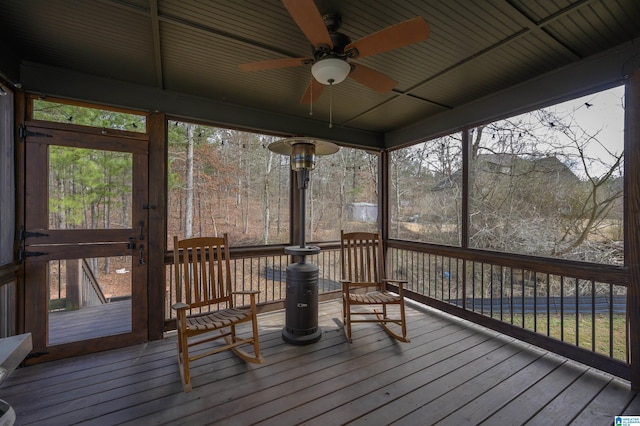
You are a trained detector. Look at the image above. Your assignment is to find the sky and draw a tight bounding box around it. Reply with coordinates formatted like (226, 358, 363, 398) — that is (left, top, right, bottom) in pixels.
(549, 85, 625, 178)
(488, 84, 626, 179)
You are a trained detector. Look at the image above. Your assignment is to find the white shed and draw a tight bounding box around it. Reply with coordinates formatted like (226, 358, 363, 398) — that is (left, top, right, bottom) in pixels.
(347, 203, 378, 223)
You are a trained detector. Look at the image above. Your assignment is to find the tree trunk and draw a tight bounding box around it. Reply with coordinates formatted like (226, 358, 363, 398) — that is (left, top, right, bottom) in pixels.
(263, 150, 273, 244)
(185, 123, 195, 238)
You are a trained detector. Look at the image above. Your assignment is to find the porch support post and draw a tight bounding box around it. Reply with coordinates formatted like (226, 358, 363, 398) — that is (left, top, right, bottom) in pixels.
(14, 90, 26, 335)
(380, 150, 389, 242)
(461, 127, 470, 310)
(147, 112, 167, 341)
(625, 70, 640, 390)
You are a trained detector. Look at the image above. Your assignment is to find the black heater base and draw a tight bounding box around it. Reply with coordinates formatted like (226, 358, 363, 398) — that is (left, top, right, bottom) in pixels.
(281, 246, 322, 345)
(282, 327, 322, 345)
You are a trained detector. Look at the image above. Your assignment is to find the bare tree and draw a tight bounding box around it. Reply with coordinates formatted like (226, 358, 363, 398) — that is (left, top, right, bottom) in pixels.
(262, 140, 274, 244)
(184, 123, 195, 238)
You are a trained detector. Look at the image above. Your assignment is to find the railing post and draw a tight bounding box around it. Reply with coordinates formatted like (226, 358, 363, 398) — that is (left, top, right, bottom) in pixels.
(625, 70, 640, 390)
(65, 259, 81, 311)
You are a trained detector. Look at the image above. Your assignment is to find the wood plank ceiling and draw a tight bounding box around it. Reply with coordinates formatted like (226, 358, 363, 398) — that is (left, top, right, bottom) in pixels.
(0, 0, 639, 146)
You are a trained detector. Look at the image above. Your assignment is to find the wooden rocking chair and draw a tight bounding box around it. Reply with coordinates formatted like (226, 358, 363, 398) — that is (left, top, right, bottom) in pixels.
(172, 234, 264, 392)
(340, 230, 409, 343)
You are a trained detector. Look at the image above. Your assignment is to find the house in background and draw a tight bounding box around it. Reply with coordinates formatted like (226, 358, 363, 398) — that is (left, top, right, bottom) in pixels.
(478, 154, 580, 183)
(432, 154, 581, 192)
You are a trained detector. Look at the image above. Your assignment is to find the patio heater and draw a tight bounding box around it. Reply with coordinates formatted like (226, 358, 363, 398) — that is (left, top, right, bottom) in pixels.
(268, 137, 339, 345)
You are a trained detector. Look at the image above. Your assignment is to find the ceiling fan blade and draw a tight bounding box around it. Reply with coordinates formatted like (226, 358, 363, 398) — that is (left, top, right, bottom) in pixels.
(300, 78, 325, 104)
(282, 0, 333, 49)
(345, 16, 430, 59)
(348, 63, 397, 93)
(239, 57, 310, 72)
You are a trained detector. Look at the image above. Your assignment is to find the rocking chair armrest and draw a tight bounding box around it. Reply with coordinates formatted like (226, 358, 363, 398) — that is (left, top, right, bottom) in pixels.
(171, 302, 190, 311)
(383, 278, 408, 284)
(232, 290, 259, 307)
(383, 278, 408, 288)
(382, 279, 408, 297)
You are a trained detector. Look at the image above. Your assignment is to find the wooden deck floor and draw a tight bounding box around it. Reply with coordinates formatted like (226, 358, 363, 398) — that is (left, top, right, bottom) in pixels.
(1, 300, 639, 425)
(48, 299, 132, 345)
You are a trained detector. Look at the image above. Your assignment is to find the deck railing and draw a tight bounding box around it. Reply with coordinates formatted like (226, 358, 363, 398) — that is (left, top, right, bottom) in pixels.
(48, 259, 109, 311)
(163, 244, 343, 328)
(386, 239, 630, 380)
(162, 240, 631, 380)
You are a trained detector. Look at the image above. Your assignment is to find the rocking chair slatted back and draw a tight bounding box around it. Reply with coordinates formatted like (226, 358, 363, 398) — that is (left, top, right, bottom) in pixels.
(341, 231, 384, 286)
(174, 235, 233, 310)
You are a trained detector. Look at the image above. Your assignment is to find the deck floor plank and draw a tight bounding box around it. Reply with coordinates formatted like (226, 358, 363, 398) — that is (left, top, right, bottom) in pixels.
(193, 320, 468, 425)
(0, 300, 635, 426)
(571, 378, 637, 425)
(120, 306, 446, 425)
(623, 393, 640, 415)
(250, 328, 493, 425)
(300, 334, 510, 426)
(430, 352, 564, 425)
(43, 328, 347, 425)
(371, 341, 544, 425)
(526, 369, 612, 425)
(48, 300, 132, 345)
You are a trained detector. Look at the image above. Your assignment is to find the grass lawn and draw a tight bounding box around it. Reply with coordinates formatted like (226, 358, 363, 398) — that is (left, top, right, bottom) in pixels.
(490, 312, 627, 361)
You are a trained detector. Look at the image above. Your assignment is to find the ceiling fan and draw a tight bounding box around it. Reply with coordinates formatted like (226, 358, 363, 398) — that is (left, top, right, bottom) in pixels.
(239, 0, 430, 105)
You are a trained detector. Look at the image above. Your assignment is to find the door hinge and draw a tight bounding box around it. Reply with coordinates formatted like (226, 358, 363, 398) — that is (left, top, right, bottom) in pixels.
(18, 227, 49, 241)
(18, 124, 53, 140)
(18, 248, 49, 262)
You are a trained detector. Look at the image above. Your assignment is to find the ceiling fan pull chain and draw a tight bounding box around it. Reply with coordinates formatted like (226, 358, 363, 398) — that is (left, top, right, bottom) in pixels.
(329, 80, 334, 128)
(309, 81, 313, 116)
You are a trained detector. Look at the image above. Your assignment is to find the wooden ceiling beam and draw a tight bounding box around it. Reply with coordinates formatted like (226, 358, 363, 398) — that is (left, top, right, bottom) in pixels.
(149, 0, 164, 90)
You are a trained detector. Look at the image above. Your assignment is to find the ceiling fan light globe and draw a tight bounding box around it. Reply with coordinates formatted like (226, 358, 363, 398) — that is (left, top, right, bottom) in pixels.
(311, 58, 350, 85)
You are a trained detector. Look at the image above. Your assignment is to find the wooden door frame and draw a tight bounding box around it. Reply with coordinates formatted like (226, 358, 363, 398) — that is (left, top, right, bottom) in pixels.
(19, 113, 155, 363)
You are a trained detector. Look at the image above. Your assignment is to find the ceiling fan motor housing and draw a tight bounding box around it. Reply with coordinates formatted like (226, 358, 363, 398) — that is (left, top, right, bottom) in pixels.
(309, 13, 353, 60)
(322, 12, 341, 32)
